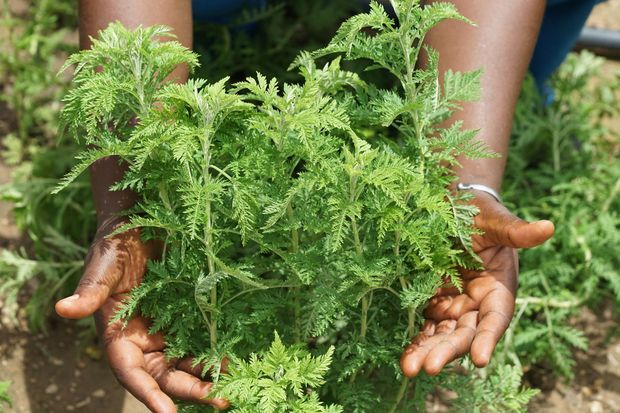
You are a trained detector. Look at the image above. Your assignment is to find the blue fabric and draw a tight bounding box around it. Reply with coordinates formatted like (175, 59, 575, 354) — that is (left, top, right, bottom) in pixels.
(530, 0, 602, 91)
(192, 0, 267, 23)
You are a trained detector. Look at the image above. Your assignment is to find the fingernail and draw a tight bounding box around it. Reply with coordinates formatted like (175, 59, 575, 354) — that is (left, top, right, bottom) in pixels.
(64, 294, 80, 302)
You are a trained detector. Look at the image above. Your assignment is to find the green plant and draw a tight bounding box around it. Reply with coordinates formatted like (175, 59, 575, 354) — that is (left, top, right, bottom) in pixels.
(192, 0, 361, 83)
(0, 381, 11, 413)
(0, 144, 95, 330)
(501, 51, 620, 379)
(0, 0, 91, 331)
(212, 332, 342, 413)
(447, 364, 539, 413)
(56, 2, 546, 412)
(0, 0, 76, 167)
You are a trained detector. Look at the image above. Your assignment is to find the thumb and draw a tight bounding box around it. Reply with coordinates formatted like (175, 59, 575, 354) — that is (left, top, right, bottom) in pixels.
(55, 252, 120, 319)
(476, 198, 555, 249)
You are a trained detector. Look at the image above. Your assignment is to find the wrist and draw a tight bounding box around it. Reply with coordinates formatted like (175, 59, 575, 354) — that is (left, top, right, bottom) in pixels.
(90, 156, 138, 229)
(452, 153, 506, 193)
(456, 183, 502, 203)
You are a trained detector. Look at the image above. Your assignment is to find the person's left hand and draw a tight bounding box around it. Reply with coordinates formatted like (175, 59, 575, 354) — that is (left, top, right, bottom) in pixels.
(400, 192, 554, 377)
(97, 296, 230, 413)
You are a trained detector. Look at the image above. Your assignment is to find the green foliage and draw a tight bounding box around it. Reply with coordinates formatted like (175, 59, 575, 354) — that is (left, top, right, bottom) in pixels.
(58, 2, 498, 410)
(0, 143, 95, 331)
(0, 0, 76, 166)
(0, 0, 94, 332)
(503, 51, 620, 378)
(448, 364, 539, 413)
(0, 2, 617, 410)
(0, 381, 11, 413)
(212, 333, 342, 412)
(53, 2, 620, 412)
(192, 0, 362, 83)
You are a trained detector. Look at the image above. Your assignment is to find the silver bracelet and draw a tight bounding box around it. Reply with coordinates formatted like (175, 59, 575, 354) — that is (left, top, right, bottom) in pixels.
(457, 183, 502, 203)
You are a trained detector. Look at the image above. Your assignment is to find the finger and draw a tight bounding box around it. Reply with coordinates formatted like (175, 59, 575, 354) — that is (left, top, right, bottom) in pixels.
(421, 319, 436, 336)
(175, 356, 229, 378)
(424, 294, 477, 322)
(501, 219, 555, 249)
(175, 358, 206, 377)
(471, 309, 513, 367)
(120, 367, 178, 413)
(433, 319, 457, 335)
(401, 320, 456, 378)
(109, 345, 177, 413)
(477, 201, 554, 249)
(400, 334, 434, 378)
(423, 312, 478, 376)
(155, 367, 229, 409)
(55, 253, 120, 319)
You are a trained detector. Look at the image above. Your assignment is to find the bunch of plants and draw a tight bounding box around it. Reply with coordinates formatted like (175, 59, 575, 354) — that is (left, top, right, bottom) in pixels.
(0, 0, 95, 330)
(501, 51, 620, 378)
(193, 2, 620, 391)
(0, 0, 364, 332)
(0, 0, 77, 167)
(56, 2, 541, 411)
(192, 0, 362, 83)
(0, 0, 616, 411)
(0, 380, 10, 413)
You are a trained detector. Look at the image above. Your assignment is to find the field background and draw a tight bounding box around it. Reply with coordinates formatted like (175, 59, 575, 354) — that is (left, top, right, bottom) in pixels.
(1, 1, 620, 412)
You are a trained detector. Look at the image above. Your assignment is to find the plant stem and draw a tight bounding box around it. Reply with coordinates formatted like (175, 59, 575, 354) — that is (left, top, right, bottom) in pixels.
(389, 377, 410, 413)
(351, 214, 370, 342)
(287, 204, 302, 343)
(348, 172, 369, 342)
(351, 218, 363, 256)
(360, 294, 370, 340)
(394, 232, 415, 339)
(202, 129, 218, 350)
(206, 204, 218, 349)
(552, 129, 561, 174)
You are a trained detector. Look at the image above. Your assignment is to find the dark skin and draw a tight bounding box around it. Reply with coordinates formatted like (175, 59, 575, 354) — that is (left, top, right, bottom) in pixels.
(56, 217, 229, 411)
(401, 193, 554, 376)
(55, 1, 227, 411)
(55, 0, 555, 410)
(400, 0, 553, 376)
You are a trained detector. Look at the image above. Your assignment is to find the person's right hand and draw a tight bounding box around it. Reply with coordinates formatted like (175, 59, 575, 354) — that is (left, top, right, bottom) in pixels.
(96, 296, 229, 412)
(55, 218, 227, 412)
(55, 217, 153, 319)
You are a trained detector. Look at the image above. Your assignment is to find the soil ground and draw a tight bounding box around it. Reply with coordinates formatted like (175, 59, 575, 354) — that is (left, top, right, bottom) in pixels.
(1, 2, 620, 412)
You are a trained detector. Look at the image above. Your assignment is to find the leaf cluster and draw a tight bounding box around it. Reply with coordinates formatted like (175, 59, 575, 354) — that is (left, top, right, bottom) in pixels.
(0, 381, 11, 413)
(446, 364, 539, 413)
(0, 0, 77, 166)
(503, 51, 620, 378)
(55, 2, 544, 412)
(212, 332, 342, 413)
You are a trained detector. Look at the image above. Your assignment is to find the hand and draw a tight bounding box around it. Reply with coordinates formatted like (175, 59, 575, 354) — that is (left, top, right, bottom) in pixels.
(55, 218, 227, 411)
(97, 296, 229, 412)
(55, 217, 154, 319)
(400, 192, 554, 377)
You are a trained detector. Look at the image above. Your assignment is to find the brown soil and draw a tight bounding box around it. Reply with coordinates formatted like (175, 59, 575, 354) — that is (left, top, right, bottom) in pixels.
(588, 0, 620, 30)
(0, 319, 148, 413)
(529, 307, 620, 413)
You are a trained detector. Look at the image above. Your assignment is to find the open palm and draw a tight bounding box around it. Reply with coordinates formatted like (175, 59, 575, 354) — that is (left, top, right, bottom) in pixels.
(56, 218, 227, 412)
(401, 193, 554, 377)
(97, 296, 229, 413)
